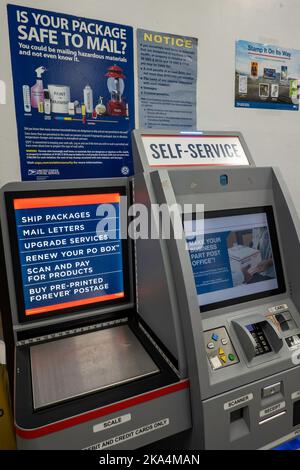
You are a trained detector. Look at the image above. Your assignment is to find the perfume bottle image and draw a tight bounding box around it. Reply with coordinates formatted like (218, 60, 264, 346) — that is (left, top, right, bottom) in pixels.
(95, 96, 106, 116)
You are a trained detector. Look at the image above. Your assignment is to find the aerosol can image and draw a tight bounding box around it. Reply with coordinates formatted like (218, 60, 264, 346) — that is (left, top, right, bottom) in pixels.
(31, 66, 46, 108)
(83, 85, 93, 113)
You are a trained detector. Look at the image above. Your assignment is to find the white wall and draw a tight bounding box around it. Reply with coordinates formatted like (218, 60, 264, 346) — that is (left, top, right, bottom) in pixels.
(1, 0, 300, 211)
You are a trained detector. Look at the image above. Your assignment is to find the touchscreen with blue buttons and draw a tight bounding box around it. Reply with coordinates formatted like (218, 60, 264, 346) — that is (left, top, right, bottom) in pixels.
(9, 191, 127, 321)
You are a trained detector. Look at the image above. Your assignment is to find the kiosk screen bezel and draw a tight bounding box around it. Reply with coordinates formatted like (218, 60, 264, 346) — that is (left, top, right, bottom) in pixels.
(184, 206, 286, 313)
(5, 186, 131, 323)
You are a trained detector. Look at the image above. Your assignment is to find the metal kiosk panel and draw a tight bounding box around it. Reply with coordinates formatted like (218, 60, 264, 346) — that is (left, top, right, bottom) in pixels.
(31, 325, 159, 410)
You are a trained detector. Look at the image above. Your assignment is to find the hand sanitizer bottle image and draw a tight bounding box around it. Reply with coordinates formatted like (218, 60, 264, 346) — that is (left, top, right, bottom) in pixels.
(31, 66, 46, 108)
(83, 85, 93, 113)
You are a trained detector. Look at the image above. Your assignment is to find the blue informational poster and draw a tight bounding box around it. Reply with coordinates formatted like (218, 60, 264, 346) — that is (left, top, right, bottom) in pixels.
(7, 5, 135, 180)
(235, 40, 300, 111)
(13, 193, 124, 317)
(137, 29, 197, 129)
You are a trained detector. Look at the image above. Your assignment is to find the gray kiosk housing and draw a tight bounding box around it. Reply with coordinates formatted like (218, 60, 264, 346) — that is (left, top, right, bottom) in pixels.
(132, 129, 300, 449)
(0, 178, 191, 450)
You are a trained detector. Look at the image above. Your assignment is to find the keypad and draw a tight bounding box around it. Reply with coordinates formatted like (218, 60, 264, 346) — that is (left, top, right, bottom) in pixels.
(204, 327, 239, 370)
(246, 324, 271, 356)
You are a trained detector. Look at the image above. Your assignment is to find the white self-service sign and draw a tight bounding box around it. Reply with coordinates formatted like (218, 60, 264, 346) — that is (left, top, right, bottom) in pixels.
(142, 135, 250, 167)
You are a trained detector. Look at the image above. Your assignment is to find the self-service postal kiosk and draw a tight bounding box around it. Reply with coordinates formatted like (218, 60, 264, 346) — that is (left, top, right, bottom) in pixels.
(132, 129, 300, 450)
(0, 178, 191, 450)
(2, 130, 300, 451)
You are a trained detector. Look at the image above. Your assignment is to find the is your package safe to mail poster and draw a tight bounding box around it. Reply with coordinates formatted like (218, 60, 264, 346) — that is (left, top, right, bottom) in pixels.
(235, 39, 300, 111)
(7, 4, 135, 180)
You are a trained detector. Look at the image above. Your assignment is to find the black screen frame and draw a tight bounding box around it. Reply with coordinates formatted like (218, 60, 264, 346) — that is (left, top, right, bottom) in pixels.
(5, 186, 131, 324)
(184, 206, 286, 313)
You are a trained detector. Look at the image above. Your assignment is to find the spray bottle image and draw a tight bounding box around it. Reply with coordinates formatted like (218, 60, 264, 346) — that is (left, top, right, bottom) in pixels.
(31, 66, 46, 109)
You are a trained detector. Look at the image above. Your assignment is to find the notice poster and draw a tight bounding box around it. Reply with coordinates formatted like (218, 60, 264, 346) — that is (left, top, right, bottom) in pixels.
(7, 5, 134, 180)
(137, 29, 197, 129)
(235, 40, 300, 111)
(13, 193, 124, 316)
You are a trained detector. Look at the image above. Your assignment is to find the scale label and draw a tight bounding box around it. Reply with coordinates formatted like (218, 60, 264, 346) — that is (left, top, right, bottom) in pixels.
(224, 393, 253, 410)
(93, 413, 131, 433)
(142, 135, 249, 168)
(259, 401, 286, 418)
(84, 418, 169, 450)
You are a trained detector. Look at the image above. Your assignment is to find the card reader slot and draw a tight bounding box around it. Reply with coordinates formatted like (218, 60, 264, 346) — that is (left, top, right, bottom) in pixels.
(232, 314, 283, 362)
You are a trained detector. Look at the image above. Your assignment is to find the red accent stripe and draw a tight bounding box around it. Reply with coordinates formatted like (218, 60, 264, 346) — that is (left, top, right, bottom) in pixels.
(14, 193, 120, 210)
(15, 379, 189, 439)
(248, 52, 291, 60)
(25, 292, 125, 316)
